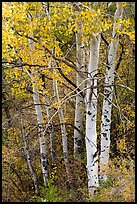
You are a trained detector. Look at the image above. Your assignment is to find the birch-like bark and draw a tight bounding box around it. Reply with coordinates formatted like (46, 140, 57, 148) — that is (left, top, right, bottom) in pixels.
(100, 3, 123, 180)
(53, 71, 69, 175)
(41, 2, 56, 164)
(20, 111, 39, 195)
(26, 67, 49, 186)
(85, 34, 101, 197)
(45, 96, 56, 164)
(28, 13, 48, 186)
(32, 82, 49, 186)
(45, 60, 55, 164)
(74, 19, 85, 162)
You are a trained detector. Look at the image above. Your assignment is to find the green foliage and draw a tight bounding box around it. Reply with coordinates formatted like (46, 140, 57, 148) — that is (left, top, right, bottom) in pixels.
(99, 176, 113, 188)
(34, 180, 63, 202)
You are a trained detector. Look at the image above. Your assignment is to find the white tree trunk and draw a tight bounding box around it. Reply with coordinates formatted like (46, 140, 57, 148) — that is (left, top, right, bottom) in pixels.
(28, 13, 48, 186)
(85, 34, 101, 196)
(42, 56, 55, 164)
(32, 84, 49, 185)
(42, 5, 56, 164)
(53, 72, 69, 174)
(45, 96, 55, 164)
(74, 20, 85, 162)
(20, 111, 39, 195)
(100, 2, 123, 181)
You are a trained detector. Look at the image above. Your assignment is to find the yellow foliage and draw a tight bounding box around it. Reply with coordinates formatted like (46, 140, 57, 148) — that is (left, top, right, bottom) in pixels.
(116, 138, 127, 153)
(2, 2, 135, 202)
(90, 157, 135, 202)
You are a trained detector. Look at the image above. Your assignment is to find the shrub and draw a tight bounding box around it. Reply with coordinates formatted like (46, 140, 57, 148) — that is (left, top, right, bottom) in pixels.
(89, 156, 135, 202)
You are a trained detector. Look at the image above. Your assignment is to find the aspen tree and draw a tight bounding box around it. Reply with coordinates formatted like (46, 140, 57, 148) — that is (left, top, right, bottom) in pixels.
(100, 2, 123, 181)
(20, 111, 39, 195)
(85, 33, 101, 196)
(74, 7, 85, 162)
(53, 68, 69, 175)
(28, 13, 49, 186)
(42, 2, 56, 164)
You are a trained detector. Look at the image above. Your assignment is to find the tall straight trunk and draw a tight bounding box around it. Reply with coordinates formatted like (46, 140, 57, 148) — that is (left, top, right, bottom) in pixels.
(100, 3, 123, 181)
(28, 13, 48, 186)
(53, 70, 69, 175)
(32, 84, 49, 185)
(74, 19, 85, 162)
(45, 96, 56, 164)
(20, 111, 39, 195)
(41, 2, 56, 164)
(85, 34, 101, 197)
(42, 64, 55, 164)
(24, 66, 49, 187)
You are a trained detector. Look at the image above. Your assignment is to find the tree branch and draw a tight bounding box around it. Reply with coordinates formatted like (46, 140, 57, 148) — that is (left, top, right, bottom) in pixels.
(56, 63, 84, 98)
(14, 31, 81, 75)
(101, 33, 109, 46)
(115, 42, 124, 71)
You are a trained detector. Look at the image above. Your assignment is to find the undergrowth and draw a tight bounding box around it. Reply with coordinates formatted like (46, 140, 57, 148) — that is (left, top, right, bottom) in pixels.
(33, 156, 135, 202)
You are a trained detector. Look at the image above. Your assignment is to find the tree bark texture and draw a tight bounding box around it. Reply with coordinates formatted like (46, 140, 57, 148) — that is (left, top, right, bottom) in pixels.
(45, 97, 56, 164)
(85, 34, 101, 196)
(74, 19, 85, 162)
(53, 71, 69, 175)
(20, 111, 40, 195)
(28, 13, 48, 186)
(100, 2, 123, 181)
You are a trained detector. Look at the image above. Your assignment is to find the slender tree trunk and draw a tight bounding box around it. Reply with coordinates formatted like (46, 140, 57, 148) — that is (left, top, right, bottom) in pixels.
(100, 2, 123, 181)
(42, 2, 56, 164)
(45, 96, 56, 164)
(32, 84, 49, 185)
(42, 63, 55, 164)
(85, 34, 101, 197)
(28, 13, 48, 186)
(20, 111, 40, 195)
(74, 19, 85, 162)
(53, 70, 69, 175)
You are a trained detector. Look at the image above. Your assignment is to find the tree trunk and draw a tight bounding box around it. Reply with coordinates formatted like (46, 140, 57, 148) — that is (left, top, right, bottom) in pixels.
(85, 34, 101, 197)
(53, 71, 69, 175)
(74, 19, 85, 162)
(32, 84, 49, 185)
(28, 13, 49, 186)
(20, 111, 40, 195)
(45, 96, 56, 164)
(100, 2, 123, 181)
(42, 2, 56, 164)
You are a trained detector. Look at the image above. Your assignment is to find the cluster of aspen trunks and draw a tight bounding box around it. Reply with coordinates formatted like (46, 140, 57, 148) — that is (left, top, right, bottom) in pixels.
(2, 2, 134, 201)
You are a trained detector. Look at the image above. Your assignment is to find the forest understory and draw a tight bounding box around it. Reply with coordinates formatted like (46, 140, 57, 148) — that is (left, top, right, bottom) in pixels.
(2, 2, 135, 202)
